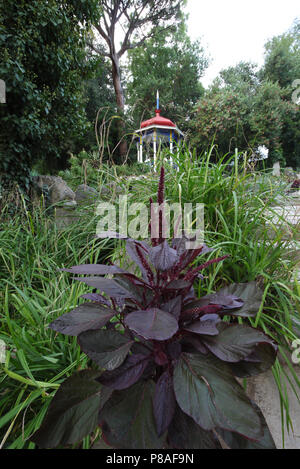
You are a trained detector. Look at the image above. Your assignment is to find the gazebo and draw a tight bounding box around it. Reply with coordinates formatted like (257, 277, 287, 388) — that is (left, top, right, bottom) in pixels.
(134, 92, 184, 166)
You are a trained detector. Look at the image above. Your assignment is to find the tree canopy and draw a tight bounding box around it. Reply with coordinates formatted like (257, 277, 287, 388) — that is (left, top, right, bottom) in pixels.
(126, 21, 208, 132)
(0, 0, 101, 188)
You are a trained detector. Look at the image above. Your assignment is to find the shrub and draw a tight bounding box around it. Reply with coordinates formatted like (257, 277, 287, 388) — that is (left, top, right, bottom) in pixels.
(31, 168, 277, 449)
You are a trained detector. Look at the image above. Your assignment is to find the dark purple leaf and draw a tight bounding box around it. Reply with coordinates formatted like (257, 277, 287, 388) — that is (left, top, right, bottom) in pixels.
(183, 315, 220, 336)
(208, 292, 244, 310)
(99, 353, 152, 390)
(149, 240, 178, 271)
(114, 274, 153, 304)
(229, 343, 277, 378)
(213, 282, 264, 317)
(168, 406, 222, 449)
(173, 353, 263, 440)
(78, 329, 134, 370)
(61, 264, 124, 275)
(161, 296, 182, 320)
(73, 277, 132, 298)
(31, 370, 102, 448)
(80, 293, 111, 306)
(166, 341, 182, 359)
(125, 239, 152, 280)
(99, 381, 164, 449)
(217, 400, 276, 448)
(181, 335, 208, 354)
(49, 303, 115, 336)
(202, 323, 277, 363)
(166, 279, 191, 290)
(125, 308, 178, 341)
(153, 370, 176, 436)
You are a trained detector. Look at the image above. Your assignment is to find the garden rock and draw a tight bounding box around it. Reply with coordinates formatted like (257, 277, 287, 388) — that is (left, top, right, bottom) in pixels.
(31, 175, 77, 228)
(75, 184, 98, 206)
(246, 364, 300, 449)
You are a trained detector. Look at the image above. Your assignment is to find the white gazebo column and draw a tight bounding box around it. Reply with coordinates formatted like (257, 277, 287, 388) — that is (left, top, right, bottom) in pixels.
(153, 129, 157, 168)
(139, 135, 143, 163)
(169, 130, 173, 166)
(176, 135, 180, 171)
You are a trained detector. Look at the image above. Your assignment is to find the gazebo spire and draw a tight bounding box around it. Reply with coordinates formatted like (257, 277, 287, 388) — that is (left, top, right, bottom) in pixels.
(156, 90, 159, 111)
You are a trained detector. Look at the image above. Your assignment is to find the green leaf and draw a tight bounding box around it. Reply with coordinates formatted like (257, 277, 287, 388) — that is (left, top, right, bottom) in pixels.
(31, 370, 102, 448)
(173, 353, 263, 440)
(78, 329, 134, 370)
(99, 381, 165, 449)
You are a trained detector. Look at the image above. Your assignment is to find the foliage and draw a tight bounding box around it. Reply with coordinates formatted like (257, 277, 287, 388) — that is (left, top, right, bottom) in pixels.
(58, 150, 151, 190)
(0, 154, 299, 448)
(89, 0, 185, 159)
(0, 197, 115, 449)
(126, 149, 300, 442)
(127, 21, 208, 132)
(30, 168, 278, 449)
(83, 59, 118, 151)
(190, 62, 295, 165)
(0, 0, 101, 189)
(261, 19, 300, 169)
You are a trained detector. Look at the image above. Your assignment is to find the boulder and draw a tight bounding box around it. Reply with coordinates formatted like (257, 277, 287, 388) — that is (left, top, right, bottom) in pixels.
(31, 175, 76, 206)
(75, 184, 98, 206)
(31, 175, 77, 228)
(246, 363, 300, 448)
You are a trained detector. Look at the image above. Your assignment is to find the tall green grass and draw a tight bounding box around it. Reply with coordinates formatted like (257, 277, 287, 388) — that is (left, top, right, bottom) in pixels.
(0, 201, 114, 448)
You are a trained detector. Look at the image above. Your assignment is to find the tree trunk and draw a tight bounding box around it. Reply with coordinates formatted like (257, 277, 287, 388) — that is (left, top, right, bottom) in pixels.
(111, 56, 127, 161)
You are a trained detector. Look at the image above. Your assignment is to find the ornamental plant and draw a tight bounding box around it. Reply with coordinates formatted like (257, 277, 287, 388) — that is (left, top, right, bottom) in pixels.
(32, 168, 277, 449)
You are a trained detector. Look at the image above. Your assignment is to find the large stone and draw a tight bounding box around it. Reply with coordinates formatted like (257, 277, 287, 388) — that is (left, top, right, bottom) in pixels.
(75, 184, 98, 206)
(31, 175, 77, 228)
(246, 364, 300, 449)
(31, 175, 76, 206)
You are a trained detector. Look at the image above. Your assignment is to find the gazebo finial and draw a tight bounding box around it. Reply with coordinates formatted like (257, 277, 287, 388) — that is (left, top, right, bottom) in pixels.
(156, 90, 159, 112)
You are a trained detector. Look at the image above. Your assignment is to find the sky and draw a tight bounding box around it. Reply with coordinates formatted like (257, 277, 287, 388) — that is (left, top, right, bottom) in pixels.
(185, 0, 299, 87)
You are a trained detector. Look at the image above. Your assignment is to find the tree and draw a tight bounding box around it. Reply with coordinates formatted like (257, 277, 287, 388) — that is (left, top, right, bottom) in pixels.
(126, 21, 208, 133)
(191, 59, 297, 166)
(0, 0, 101, 189)
(261, 19, 300, 168)
(89, 0, 184, 158)
(190, 62, 259, 157)
(83, 57, 118, 152)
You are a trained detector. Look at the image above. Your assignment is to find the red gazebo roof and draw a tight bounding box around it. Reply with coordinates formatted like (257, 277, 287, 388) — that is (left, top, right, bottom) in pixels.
(140, 109, 176, 129)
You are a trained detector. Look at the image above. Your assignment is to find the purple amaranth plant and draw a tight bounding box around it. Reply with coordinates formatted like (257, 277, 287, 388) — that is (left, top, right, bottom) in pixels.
(291, 179, 300, 189)
(31, 168, 277, 449)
